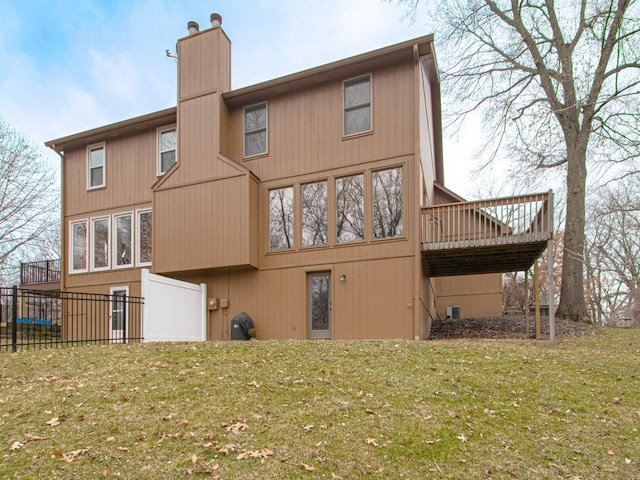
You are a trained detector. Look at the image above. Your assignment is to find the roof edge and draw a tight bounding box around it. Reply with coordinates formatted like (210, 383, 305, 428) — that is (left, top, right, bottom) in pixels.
(46, 107, 177, 152)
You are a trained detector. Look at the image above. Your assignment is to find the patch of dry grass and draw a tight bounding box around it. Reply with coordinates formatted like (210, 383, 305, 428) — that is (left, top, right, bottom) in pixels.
(1, 328, 639, 479)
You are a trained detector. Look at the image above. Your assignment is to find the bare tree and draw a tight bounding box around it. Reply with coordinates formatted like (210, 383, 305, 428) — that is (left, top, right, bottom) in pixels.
(400, 0, 640, 322)
(0, 118, 59, 284)
(586, 184, 640, 326)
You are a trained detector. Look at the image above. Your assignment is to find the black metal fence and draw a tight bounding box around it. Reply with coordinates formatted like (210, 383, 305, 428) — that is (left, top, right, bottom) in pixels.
(20, 259, 61, 285)
(0, 287, 144, 352)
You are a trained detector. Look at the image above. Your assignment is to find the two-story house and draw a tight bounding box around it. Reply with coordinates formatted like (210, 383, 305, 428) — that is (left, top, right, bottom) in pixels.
(45, 14, 553, 341)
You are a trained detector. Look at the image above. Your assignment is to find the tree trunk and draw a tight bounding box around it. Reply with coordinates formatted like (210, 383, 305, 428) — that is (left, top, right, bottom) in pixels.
(556, 144, 590, 323)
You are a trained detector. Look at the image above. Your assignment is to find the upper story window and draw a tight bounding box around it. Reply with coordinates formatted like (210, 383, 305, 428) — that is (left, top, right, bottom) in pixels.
(372, 167, 403, 238)
(158, 126, 177, 175)
(343, 75, 371, 136)
(244, 102, 267, 158)
(87, 143, 106, 189)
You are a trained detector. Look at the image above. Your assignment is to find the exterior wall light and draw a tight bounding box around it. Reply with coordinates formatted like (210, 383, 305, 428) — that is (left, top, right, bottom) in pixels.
(340, 274, 346, 282)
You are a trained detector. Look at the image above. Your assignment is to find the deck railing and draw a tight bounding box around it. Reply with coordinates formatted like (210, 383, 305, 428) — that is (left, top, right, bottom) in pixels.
(20, 259, 61, 285)
(421, 191, 553, 250)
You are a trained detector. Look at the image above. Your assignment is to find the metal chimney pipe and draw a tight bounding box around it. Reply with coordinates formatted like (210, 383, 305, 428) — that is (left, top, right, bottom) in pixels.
(210, 13, 222, 28)
(187, 20, 200, 35)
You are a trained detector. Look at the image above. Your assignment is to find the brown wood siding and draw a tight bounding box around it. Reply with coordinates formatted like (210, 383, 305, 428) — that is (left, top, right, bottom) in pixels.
(63, 130, 156, 217)
(181, 255, 414, 340)
(435, 274, 503, 318)
(62, 282, 142, 341)
(419, 56, 437, 206)
(153, 174, 256, 274)
(226, 63, 415, 182)
(177, 28, 230, 101)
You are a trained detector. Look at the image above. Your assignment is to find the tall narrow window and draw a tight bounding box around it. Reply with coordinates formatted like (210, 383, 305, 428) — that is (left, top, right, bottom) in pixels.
(344, 75, 371, 136)
(158, 127, 177, 174)
(91, 217, 110, 271)
(336, 174, 364, 243)
(244, 103, 267, 157)
(373, 167, 403, 238)
(87, 143, 105, 188)
(302, 181, 328, 247)
(114, 213, 133, 268)
(137, 209, 152, 266)
(269, 187, 294, 251)
(70, 220, 88, 273)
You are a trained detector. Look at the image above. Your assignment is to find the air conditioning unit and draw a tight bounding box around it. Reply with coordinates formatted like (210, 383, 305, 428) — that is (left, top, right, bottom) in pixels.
(446, 305, 461, 319)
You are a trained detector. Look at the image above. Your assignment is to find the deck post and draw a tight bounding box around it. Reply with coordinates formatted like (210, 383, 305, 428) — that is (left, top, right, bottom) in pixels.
(547, 190, 555, 344)
(524, 270, 530, 335)
(534, 261, 541, 339)
(548, 239, 555, 343)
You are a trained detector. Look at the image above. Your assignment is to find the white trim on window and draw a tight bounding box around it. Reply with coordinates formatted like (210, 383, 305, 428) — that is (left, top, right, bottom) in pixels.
(243, 102, 268, 158)
(136, 208, 152, 267)
(87, 142, 106, 189)
(343, 74, 372, 137)
(91, 216, 111, 272)
(69, 219, 88, 274)
(157, 125, 177, 175)
(113, 212, 134, 269)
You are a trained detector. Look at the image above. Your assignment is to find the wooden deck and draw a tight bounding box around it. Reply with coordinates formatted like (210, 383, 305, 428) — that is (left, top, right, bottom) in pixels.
(421, 192, 553, 277)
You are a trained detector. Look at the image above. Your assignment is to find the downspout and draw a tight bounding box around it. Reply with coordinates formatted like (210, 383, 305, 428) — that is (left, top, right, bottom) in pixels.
(412, 43, 422, 340)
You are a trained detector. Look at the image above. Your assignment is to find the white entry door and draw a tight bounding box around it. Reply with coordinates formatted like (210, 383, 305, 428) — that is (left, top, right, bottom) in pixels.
(110, 287, 128, 343)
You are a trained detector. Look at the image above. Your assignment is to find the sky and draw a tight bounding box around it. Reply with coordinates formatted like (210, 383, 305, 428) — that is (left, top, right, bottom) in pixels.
(0, 0, 480, 196)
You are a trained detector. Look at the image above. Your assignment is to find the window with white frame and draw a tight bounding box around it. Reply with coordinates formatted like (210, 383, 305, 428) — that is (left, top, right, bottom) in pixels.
(372, 167, 403, 238)
(137, 209, 152, 266)
(91, 217, 110, 271)
(158, 126, 177, 175)
(114, 212, 133, 268)
(269, 186, 294, 251)
(244, 103, 267, 158)
(87, 143, 106, 188)
(70, 220, 88, 273)
(343, 75, 371, 136)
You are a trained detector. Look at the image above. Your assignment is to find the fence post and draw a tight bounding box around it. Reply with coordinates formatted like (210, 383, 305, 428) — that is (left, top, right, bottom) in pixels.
(11, 286, 18, 353)
(122, 294, 127, 344)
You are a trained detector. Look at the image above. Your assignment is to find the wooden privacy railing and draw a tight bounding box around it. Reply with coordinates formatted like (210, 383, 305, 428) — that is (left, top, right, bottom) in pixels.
(421, 191, 553, 250)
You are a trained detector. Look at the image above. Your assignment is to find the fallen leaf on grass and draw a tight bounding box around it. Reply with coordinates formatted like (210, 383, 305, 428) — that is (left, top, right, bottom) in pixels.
(10, 441, 24, 451)
(303, 425, 314, 432)
(366, 438, 379, 447)
(217, 443, 240, 454)
(457, 433, 468, 443)
(61, 448, 89, 463)
(301, 463, 316, 471)
(331, 474, 344, 480)
(236, 448, 274, 460)
(24, 433, 44, 442)
(226, 422, 248, 433)
(607, 450, 615, 456)
(46, 417, 60, 427)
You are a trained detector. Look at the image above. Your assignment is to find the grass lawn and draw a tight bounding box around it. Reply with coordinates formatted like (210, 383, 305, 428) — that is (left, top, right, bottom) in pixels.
(1, 328, 639, 479)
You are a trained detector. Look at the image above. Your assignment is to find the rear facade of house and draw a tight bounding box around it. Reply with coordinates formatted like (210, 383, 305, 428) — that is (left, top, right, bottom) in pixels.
(47, 17, 503, 341)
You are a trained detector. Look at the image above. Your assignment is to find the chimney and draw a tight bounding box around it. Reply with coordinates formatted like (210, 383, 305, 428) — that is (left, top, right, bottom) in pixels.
(210, 13, 222, 28)
(187, 20, 199, 35)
